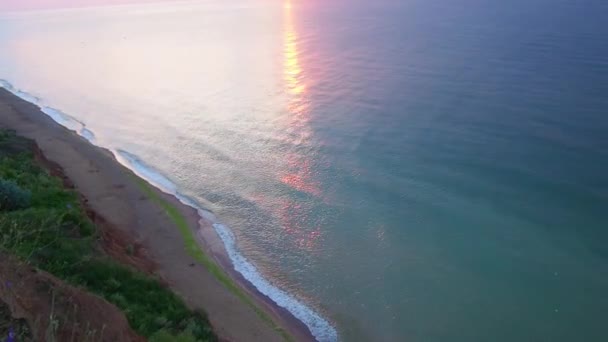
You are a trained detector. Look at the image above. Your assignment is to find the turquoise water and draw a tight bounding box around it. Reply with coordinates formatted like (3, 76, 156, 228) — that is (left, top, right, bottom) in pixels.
(1, 0, 608, 340)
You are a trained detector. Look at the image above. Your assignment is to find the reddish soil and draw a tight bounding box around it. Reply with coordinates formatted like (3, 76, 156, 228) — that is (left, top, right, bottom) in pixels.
(0, 251, 144, 342)
(34, 145, 158, 276)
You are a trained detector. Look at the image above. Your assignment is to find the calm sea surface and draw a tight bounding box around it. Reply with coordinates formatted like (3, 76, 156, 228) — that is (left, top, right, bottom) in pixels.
(1, 0, 608, 340)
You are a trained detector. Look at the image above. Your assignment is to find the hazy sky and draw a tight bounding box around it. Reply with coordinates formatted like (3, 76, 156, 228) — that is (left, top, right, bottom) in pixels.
(0, 0, 177, 11)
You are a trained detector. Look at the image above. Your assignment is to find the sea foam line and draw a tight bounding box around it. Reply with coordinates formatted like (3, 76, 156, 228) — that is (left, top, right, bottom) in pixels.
(0, 79, 338, 342)
(213, 222, 338, 342)
(0, 80, 96, 143)
(115, 150, 338, 342)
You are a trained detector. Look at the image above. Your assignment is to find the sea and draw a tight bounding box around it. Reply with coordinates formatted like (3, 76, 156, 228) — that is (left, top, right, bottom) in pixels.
(1, 0, 607, 340)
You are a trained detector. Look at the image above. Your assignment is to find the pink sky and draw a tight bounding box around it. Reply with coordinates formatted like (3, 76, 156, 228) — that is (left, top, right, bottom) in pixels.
(0, 0, 177, 11)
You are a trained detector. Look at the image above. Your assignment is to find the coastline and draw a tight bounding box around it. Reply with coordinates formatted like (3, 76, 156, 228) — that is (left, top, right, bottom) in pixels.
(0, 87, 318, 341)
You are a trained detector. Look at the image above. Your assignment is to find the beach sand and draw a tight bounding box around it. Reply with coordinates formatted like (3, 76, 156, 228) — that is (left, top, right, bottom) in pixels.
(0, 88, 314, 342)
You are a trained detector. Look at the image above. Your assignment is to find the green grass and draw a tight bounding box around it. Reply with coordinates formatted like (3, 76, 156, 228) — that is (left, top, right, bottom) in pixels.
(134, 177, 292, 341)
(0, 130, 216, 341)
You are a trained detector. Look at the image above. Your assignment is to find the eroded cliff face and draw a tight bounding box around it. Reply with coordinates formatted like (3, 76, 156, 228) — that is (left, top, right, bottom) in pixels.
(0, 251, 145, 342)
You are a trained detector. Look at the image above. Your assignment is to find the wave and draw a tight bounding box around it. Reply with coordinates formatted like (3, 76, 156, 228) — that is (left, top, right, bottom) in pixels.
(213, 223, 338, 342)
(0, 79, 338, 341)
(115, 150, 179, 193)
(0, 79, 96, 143)
(115, 150, 338, 342)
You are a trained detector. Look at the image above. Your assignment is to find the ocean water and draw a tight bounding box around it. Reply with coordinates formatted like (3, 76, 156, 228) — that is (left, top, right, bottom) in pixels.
(1, 0, 608, 340)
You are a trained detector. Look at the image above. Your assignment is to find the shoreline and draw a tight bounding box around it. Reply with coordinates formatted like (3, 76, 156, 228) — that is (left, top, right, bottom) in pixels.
(0, 86, 319, 341)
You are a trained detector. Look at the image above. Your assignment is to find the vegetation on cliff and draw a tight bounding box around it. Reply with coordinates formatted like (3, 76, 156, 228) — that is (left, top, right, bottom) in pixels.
(0, 130, 216, 341)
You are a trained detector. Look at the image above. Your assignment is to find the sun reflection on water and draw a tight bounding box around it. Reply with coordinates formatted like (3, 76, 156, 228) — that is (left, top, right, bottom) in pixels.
(278, 0, 322, 251)
(283, 0, 306, 102)
(280, 0, 316, 195)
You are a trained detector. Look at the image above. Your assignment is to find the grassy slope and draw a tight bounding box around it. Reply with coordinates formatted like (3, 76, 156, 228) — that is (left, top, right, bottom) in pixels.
(0, 130, 215, 341)
(135, 179, 291, 341)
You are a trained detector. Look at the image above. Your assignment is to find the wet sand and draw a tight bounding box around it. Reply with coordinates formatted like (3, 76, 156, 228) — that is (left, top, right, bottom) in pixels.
(0, 88, 314, 342)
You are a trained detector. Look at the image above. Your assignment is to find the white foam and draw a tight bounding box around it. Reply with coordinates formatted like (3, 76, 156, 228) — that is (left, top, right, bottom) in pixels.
(0, 80, 11, 90)
(80, 127, 96, 142)
(40, 107, 83, 131)
(114, 150, 338, 341)
(115, 150, 178, 193)
(0, 79, 96, 144)
(0, 79, 39, 103)
(15, 90, 40, 104)
(1, 79, 40, 108)
(213, 223, 338, 342)
(0, 78, 339, 342)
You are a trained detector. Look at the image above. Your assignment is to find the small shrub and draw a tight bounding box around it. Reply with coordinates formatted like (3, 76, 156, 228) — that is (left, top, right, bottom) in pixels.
(150, 329, 198, 342)
(0, 178, 31, 211)
(149, 330, 174, 342)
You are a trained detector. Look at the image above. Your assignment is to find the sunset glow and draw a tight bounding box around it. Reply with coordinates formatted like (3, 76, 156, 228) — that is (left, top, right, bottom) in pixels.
(0, 0, 175, 11)
(281, 0, 317, 197)
(277, 0, 322, 251)
(283, 2, 305, 96)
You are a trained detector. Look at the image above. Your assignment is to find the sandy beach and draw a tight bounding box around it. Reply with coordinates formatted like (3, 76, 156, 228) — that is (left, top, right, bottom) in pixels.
(0, 87, 314, 342)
